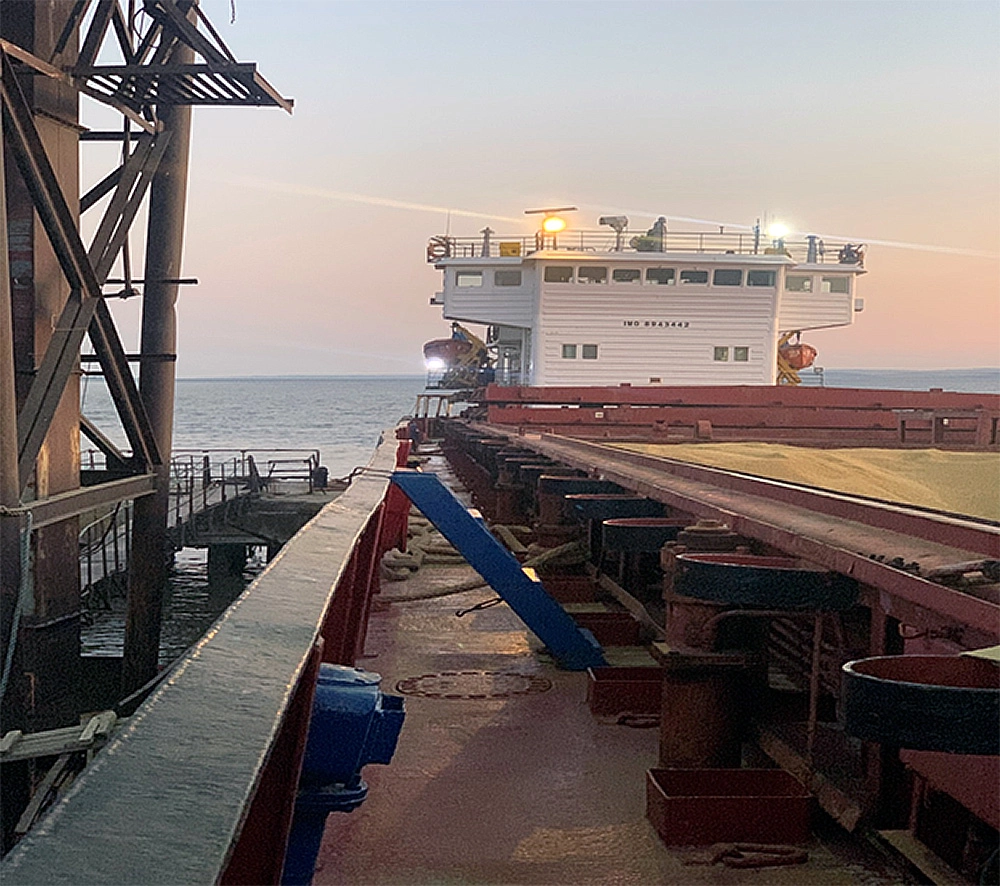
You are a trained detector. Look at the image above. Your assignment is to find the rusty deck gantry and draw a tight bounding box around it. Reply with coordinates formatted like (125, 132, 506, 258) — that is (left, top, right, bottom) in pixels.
(1, 0, 289, 851)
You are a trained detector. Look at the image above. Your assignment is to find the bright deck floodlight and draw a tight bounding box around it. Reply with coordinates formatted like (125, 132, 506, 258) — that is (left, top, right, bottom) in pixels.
(767, 223, 789, 240)
(525, 206, 577, 247)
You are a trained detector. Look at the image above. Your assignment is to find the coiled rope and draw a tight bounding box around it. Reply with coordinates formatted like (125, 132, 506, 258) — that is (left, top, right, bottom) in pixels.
(379, 513, 587, 604)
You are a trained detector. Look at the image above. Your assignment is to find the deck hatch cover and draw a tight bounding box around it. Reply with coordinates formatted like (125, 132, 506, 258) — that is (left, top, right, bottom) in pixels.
(395, 671, 552, 699)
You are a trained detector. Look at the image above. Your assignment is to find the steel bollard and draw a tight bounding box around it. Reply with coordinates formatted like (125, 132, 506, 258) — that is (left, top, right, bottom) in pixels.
(281, 664, 405, 885)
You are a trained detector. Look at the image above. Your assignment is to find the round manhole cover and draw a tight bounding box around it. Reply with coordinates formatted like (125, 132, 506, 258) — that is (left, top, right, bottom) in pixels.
(395, 671, 552, 699)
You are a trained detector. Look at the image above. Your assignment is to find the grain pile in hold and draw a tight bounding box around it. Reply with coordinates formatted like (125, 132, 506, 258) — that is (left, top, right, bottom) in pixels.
(613, 443, 1000, 522)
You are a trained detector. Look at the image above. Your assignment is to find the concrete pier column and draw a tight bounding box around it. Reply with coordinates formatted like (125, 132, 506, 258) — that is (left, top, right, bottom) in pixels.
(121, 47, 194, 696)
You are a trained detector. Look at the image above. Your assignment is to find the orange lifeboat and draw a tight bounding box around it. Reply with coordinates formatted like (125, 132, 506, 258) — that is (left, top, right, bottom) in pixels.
(778, 342, 818, 370)
(423, 337, 473, 365)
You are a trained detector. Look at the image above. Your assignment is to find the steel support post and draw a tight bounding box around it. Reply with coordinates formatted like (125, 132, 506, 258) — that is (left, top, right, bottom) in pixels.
(1, 109, 24, 703)
(121, 48, 194, 695)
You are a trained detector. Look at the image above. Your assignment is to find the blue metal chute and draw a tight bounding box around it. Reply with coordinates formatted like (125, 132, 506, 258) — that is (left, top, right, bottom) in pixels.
(390, 470, 607, 670)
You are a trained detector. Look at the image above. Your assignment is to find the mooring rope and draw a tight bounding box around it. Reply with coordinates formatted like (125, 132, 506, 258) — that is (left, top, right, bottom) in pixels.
(378, 515, 587, 604)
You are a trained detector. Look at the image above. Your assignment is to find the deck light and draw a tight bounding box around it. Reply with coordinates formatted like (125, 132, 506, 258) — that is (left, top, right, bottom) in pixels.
(425, 357, 445, 371)
(525, 206, 576, 249)
(767, 223, 789, 240)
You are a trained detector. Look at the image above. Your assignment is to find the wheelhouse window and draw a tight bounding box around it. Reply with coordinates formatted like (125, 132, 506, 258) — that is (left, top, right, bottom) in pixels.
(578, 266, 608, 284)
(612, 268, 641, 284)
(821, 276, 850, 294)
(680, 270, 709, 285)
(561, 344, 577, 359)
(746, 270, 776, 287)
(544, 266, 574, 283)
(581, 344, 599, 359)
(713, 347, 729, 361)
(646, 267, 676, 285)
(456, 270, 483, 288)
(713, 269, 743, 286)
(495, 269, 522, 287)
(733, 347, 749, 362)
(786, 275, 813, 293)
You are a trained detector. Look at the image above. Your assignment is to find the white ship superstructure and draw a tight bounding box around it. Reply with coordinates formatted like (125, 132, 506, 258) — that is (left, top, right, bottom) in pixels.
(427, 218, 865, 386)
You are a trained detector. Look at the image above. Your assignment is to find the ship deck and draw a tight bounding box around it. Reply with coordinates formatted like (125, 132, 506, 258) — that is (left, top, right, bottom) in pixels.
(314, 450, 909, 886)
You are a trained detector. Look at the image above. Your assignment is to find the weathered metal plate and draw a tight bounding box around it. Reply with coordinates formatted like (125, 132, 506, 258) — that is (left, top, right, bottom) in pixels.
(395, 671, 552, 699)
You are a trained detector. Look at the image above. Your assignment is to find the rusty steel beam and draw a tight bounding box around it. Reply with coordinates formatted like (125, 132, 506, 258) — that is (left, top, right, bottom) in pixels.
(0, 49, 100, 300)
(84, 130, 171, 471)
(28, 474, 156, 529)
(4, 46, 106, 489)
(485, 383, 1000, 411)
(6, 59, 163, 486)
(109, 2, 136, 65)
(50, 0, 94, 61)
(88, 132, 170, 280)
(77, 0, 117, 69)
(149, 0, 232, 65)
(14, 290, 92, 489)
(79, 415, 129, 468)
(122, 36, 195, 693)
(0, 107, 24, 713)
(79, 163, 123, 213)
(0, 38, 156, 134)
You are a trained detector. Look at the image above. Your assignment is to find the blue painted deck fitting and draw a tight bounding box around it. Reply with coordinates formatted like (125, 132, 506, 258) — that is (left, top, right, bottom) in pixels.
(391, 470, 606, 670)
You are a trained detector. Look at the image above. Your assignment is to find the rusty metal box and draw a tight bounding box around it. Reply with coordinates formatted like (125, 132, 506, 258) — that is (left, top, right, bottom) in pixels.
(646, 768, 812, 846)
(572, 611, 643, 646)
(586, 667, 662, 716)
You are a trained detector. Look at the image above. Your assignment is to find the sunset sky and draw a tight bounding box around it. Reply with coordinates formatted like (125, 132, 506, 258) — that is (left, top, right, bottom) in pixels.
(90, 0, 1000, 376)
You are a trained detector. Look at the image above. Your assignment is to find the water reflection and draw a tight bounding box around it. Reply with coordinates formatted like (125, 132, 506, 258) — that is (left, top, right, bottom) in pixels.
(81, 547, 267, 666)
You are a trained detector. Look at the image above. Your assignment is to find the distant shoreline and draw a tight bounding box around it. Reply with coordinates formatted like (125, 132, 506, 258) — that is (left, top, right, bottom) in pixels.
(173, 369, 1000, 382)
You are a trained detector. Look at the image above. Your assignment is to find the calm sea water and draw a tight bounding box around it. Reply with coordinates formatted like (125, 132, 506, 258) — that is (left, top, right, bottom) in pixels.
(80, 376, 424, 662)
(79, 369, 997, 663)
(806, 367, 999, 394)
(81, 375, 427, 480)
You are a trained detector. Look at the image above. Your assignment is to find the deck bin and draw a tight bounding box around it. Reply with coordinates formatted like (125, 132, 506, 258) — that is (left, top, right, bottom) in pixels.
(586, 667, 662, 716)
(645, 768, 812, 846)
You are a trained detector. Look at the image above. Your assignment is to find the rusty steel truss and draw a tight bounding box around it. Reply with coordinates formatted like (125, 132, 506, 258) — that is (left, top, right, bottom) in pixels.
(0, 0, 291, 761)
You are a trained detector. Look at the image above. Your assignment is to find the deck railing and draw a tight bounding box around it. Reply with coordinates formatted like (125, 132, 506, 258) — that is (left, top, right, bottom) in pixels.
(429, 230, 863, 266)
(77, 449, 322, 591)
(80, 502, 131, 600)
